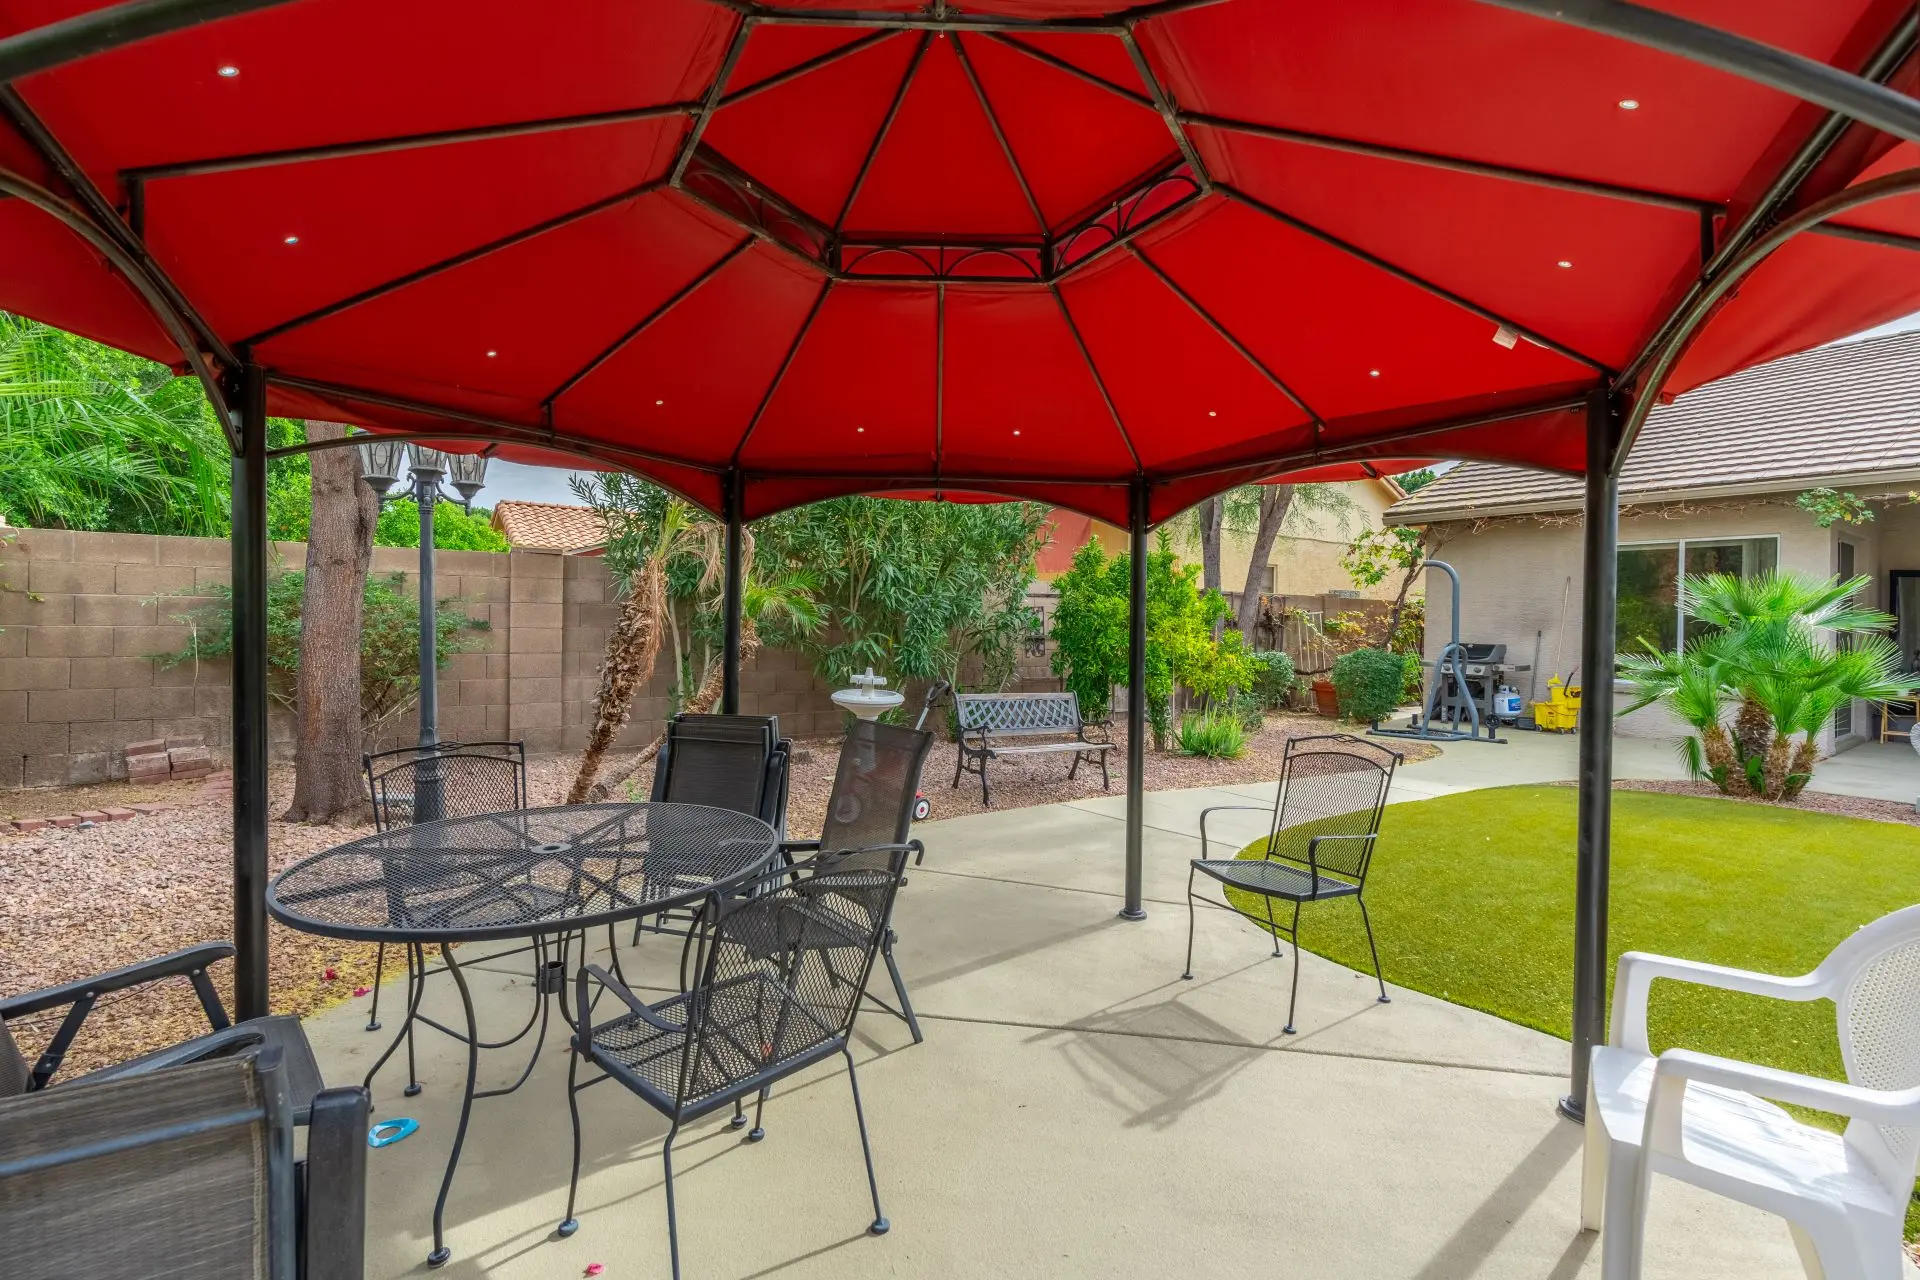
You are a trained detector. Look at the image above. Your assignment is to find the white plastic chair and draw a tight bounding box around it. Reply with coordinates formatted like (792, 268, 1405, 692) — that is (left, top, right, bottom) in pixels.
(1582, 904, 1920, 1280)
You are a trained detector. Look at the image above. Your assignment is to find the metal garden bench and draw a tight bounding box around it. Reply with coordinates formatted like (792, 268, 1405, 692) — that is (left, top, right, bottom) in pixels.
(952, 691, 1112, 806)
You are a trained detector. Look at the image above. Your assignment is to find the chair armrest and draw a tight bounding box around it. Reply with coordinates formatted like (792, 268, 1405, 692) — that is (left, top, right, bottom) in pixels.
(1642, 1049, 1920, 1158)
(302, 1086, 370, 1280)
(1305, 832, 1375, 891)
(1610, 952, 1823, 1054)
(69, 1024, 268, 1086)
(1078, 722, 1113, 745)
(0, 941, 236, 1020)
(578, 964, 684, 1036)
(1197, 805, 1271, 861)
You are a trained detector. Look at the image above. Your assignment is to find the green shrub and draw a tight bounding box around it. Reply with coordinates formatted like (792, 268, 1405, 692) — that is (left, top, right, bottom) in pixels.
(158, 570, 489, 737)
(1177, 711, 1245, 759)
(1329, 648, 1407, 723)
(1248, 649, 1297, 709)
(1400, 651, 1425, 702)
(1229, 690, 1265, 731)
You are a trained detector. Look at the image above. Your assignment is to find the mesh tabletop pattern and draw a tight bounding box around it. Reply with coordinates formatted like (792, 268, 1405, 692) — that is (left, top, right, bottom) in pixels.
(268, 803, 777, 944)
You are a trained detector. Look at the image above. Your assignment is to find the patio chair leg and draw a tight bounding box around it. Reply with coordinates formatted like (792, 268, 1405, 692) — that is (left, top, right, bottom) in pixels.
(843, 1047, 889, 1236)
(979, 755, 992, 807)
(1262, 894, 1282, 958)
(1100, 751, 1109, 791)
(1357, 897, 1389, 1004)
(1283, 901, 1302, 1035)
(881, 930, 924, 1044)
(951, 745, 964, 789)
(1181, 865, 1198, 980)
(730, 1097, 749, 1130)
(366, 943, 385, 1031)
(748, 1086, 770, 1142)
(662, 1123, 684, 1280)
(557, 1041, 584, 1238)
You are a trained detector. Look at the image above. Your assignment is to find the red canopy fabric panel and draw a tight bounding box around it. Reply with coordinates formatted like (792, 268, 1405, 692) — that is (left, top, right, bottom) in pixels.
(0, 0, 1914, 525)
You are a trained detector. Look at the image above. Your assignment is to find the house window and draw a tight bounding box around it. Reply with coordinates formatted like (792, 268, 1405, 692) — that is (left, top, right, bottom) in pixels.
(1261, 565, 1277, 595)
(1616, 535, 1778, 656)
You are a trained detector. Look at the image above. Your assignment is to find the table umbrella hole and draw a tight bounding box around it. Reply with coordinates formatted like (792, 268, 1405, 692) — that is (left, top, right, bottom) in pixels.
(369, 1118, 419, 1149)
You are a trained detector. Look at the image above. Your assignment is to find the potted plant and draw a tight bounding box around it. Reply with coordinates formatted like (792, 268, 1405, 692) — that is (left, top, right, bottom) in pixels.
(1311, 676, 1339, 717)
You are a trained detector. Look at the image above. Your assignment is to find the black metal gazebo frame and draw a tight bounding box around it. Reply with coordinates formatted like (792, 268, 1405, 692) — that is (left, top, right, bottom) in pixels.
(1, 0, 1918, 1125)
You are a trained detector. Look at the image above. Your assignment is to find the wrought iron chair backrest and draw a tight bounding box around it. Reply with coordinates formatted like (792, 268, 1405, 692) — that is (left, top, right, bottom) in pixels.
(364, 740, 528, 831)
(651, 714, 789, 832)
(820, 721, 933, 871)
(0, 1053, 299, 1280)
(673, 848, 908, 1112)
(1262, 735, 1399, 887)
(954, 692, 1083, 737)
(0, 1021, 27, 1098)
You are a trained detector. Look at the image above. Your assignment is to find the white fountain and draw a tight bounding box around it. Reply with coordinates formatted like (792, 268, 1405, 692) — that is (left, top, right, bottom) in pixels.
(831, 666, 905, 721)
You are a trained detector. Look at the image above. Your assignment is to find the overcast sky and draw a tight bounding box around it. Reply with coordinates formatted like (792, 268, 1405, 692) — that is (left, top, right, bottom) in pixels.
(478, 309, 1920, 507)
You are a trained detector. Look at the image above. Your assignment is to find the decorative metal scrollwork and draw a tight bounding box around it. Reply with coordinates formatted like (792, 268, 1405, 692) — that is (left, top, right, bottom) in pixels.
(682, 147, 831, 264)
(839, 241, 1045, 281)
(1051, 163, 1202, 275)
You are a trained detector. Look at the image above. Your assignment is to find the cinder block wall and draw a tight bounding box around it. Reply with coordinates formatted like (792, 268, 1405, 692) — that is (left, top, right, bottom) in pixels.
(0, 530, 844, 787)
(1, 528, 1066, 788)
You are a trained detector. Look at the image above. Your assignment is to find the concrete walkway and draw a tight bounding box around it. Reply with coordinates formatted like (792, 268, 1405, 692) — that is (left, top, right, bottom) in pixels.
(303, 775, 1862, 1279)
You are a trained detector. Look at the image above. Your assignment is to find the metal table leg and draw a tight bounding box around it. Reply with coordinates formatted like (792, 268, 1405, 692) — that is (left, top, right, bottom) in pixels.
(428, 943, 480, 1269)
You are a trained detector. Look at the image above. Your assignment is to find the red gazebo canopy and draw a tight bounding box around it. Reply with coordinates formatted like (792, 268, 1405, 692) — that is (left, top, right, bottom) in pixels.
(0, 0, 1916, 525)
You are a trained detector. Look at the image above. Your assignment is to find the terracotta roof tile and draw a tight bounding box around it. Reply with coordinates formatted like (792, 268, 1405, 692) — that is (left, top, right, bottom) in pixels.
(489, 500, 606, 552)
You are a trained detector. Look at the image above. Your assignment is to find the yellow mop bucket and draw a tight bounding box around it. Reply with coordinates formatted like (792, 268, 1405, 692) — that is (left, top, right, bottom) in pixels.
(1532, 677, 1581, 733)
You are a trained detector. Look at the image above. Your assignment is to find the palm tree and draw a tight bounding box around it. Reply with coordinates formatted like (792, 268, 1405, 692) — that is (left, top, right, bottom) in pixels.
(1620, 571, 1913, 800)
(0, 314, 228, 534)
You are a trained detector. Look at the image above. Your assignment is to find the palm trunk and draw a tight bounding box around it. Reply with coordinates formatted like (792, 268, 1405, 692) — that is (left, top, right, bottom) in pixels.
(567, 558, 666, 803)
(1782, 737, 1818, 799)
(1760, 732, 1792, 800)
(284, 421, 378, 823)
(587, 625, 761, 801)
(1732, 696, 1773, 764)
(1700, 723, 1744, 794)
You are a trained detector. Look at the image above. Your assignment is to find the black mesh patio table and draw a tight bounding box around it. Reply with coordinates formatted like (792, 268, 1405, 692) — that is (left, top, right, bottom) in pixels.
(267, 801, 778, 1268)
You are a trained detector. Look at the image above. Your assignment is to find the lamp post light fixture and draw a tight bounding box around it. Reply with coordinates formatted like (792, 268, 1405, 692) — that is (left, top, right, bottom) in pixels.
(355, 437, 489, 823)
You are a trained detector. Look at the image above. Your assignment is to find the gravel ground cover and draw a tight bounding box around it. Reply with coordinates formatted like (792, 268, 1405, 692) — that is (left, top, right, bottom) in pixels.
(1, 714, 1413, 1073)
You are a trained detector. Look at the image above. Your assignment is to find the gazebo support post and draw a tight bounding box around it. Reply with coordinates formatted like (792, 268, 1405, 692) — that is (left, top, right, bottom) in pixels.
(1562, 390, 1623, 1123)
(721, 470, 744, 716)
(1121, 478, 1148, 921)
(230, 361, 271, 1022)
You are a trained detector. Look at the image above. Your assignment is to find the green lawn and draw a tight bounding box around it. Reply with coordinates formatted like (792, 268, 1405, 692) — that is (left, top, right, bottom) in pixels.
(1227, 785, 1920, 1237)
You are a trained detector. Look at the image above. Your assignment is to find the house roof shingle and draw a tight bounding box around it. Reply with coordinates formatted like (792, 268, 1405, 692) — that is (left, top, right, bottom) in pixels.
(489, 500, 606, 553)
(1386, 331, 1920, 524)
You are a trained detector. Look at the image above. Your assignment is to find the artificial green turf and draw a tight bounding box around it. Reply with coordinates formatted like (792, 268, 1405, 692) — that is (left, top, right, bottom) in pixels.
(1226, 785, 1920, 1237)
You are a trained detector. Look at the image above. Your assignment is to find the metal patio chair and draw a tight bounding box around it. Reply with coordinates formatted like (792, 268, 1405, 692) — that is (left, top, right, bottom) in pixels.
(0, 1049, 368, 1280)
(0, 941, 323, 1121)
(779, 719, 934, 1042)
(557, 848, 908, 1279)
(361, 740, 529, 1053)
(637, 713, 791, 941)
(1182, 734, 1401, 1034)
(1583, 904, 1920, 1280)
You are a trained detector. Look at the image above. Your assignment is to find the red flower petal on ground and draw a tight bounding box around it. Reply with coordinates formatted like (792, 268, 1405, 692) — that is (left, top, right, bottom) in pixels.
(585, 1265, 605, 1276)
(353, 986, 370, 997)
(323, 967, 337, 981)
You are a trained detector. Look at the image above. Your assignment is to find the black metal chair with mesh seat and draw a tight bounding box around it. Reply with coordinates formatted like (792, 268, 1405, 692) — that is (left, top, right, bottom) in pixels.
(557, 848, 908, 1279)
(0, 1048, 369, 1280)
(1182, 734, 1401, 1034)
(361, 740, 529, 1041)
(636, 714, 791, 942)
(777, 719, 934, 1043)
(0, 941, 325, 1122)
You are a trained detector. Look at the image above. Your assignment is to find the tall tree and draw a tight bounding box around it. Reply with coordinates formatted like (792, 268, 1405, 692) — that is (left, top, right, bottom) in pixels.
(283, 422, 378, 823)
(1234, 486, 1295, 639)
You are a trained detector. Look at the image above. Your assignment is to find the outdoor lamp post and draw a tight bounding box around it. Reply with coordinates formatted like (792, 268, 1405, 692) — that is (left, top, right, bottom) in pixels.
(355, 438, 488, 822)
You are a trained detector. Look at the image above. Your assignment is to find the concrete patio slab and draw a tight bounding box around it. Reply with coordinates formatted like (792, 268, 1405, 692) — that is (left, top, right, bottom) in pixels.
(299, 787, 1865, 1279)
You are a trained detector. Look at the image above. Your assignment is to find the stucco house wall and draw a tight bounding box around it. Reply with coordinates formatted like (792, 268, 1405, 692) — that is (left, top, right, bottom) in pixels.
(1415, 498, 1852, 748)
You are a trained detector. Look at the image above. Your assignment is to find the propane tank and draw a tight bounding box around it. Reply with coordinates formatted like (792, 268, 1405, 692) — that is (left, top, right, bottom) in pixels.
(1494, 685, 1523, 719)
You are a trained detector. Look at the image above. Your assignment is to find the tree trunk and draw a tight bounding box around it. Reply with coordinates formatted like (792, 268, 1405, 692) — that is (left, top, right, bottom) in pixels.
(1198, 497, 1224, 640)
(1234, 485, 1294, 639)
(568, 559, 667, 803)
(1732, 695, 1773, 763)
(283, 421, 377, 824)
(1760, 732, 1792, 800)
(1782, 737, 1818, 799)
